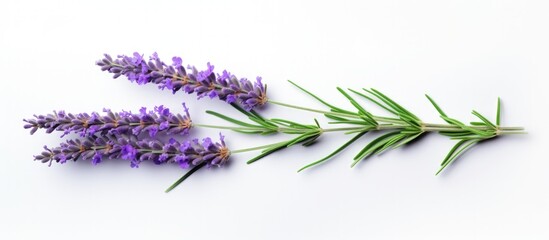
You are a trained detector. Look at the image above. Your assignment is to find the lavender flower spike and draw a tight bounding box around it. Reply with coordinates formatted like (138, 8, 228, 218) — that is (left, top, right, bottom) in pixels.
(96, 52, 268, 110)
(23, 104, 192, 137)
(34, 133, 231, 169)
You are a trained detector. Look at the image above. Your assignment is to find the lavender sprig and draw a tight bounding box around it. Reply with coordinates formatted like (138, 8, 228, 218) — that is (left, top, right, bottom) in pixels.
(23, 104, 192, 138)
(96, 52, 268, 110)
(33, 133, 230, 169)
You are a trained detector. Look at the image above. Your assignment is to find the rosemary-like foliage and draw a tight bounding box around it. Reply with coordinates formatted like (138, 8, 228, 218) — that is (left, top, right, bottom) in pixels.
(209, 81, 525, 175)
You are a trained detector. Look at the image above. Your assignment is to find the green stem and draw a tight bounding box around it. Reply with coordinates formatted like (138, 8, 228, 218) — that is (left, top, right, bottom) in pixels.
(268, 100, 407, 124)
(192, 123, 266, 131)
(268, 99, 524, 131)
(231, 142, 285, 153)
(322, 127, 370, 132)
(268, 100, 362, 119)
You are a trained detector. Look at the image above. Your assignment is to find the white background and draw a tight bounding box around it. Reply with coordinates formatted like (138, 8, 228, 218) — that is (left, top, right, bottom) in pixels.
(1, 0, 547, 239)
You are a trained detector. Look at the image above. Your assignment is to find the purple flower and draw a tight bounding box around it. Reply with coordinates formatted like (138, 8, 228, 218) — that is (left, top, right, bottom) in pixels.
(33, 134, 231, 169)
(172, 57, 182, 67)
(59, 154, 68, 164)
(92, 152, 102, 165)
(121, 144, 137, 161)
(96, 52, 268, 110)
(23, 104, 193, 137)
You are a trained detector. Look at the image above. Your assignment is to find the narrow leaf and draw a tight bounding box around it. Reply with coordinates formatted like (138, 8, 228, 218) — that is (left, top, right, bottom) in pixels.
(287, 132, 320, 147)
(441, 116, 493, 136)
(247, 144, 287, 164)
(288, 80, 354, 114)
(439, 131, 475, 137)
(352, 131, 401, 166)
(324, 113, 352, 121)
(206, 110, 262, 128)
(302, 134, 321, 147)
(345, 128, 372, 134)
(374, 133, 407, 155)
(337, 87, 375, 124)
(336, 88, 368, 114)
(349, 88, 398, 115)
(232, 129, 269, 135)
(425, 94, 447, 117)
(314, 118, 321, 128)
(298, 132, 367, 172)
(496, 97, 501, 126)
(270, 118, 316, 129)
(471, 110, 496, 129)
(230, 103, 277, 128)
(165, 162, 206, 193)
(392, 132, 423, 149)
(370, 88, 420, 121)
(440, 140, 467, 167)
(328, 120, 371, 125)
(436, 140, 480, 175)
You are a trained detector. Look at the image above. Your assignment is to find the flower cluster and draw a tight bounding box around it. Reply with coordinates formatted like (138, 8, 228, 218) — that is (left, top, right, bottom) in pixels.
(96, 52, 268, 110)
(23, 104, 192, 137)
(34, 134, 230, 169)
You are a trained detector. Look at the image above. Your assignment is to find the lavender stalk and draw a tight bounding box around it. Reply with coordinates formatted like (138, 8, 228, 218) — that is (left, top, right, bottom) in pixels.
(96, 52, 267, 111)
(34, 133, 230, 170)
(23, 104, 192, 138)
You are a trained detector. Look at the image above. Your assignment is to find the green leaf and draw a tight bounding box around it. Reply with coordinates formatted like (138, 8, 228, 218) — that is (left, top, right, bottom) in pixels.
(439, 131, 476, 137)
(336, 87, 377, 126)
(496, 97, 501, 126)
(328, 120, 371, 125)
(206, 110, 263, 128)
(440, 116, 494, 137)
(270, 118, 316, 129)
(301, 134, 321, 147)
(450, 136, 494, 141)
(324, 113, 352, 121)
(232, 129, 270, 135)
(425, 94, 447, 117)
(230, 103, 256, 118)
(287, 132, 320, 147)
(369, 88, 420, 121)
(362, 88, 421, 126)
(391, 132, 423, 149)
(165, 162, 206, 193)
(250, 109, 268, 121)
(398, 114, 422, 128)
(260, 130, 279, 135)
(298, 131, 367, 172)
(440, 140, 467, 167)
(374, 133, 408, 155)
(471, 110, 496, 129)
(344, 127, 373, 134)
(314, 118, 321, 128)
(400, 130, 422, 134)
(337, 88, 369, 115)
(247, 132, 321, 164)
(230, 103, 277, 128)
(247, 144, 287, 164)
(348, 88, 398, 115)
(287, 80, 354, 114)
(436, 139, 480, 175)
(254, 120, 280, 129)
(352, 131, 401, 167)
